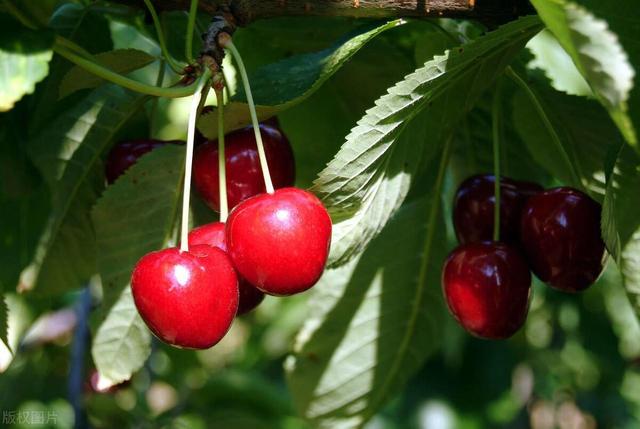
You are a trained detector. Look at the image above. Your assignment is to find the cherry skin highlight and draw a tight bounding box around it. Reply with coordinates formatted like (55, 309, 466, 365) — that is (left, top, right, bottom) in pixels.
(225, 188, 332, 296)
(520, 187, 606, 292)
(193, 123, 295, 212)
(442, 241, 531, 339)
(453, 174, 542, 245)
(188, 222, 265, 315)
(105, 139, 183, 184)
(131, 245, 238, 349)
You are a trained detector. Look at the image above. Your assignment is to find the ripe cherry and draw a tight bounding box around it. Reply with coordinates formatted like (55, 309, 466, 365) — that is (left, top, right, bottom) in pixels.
(520, 187, 606, 292)
(453, 174, 542, 245)
(193, 123, 295, 212)
(442, 241, 531, 339)
(189, 222, 265, 315)
(131, 245, 238, 349)
(225, 188, 332, 296)
(105, 139, 183, 184)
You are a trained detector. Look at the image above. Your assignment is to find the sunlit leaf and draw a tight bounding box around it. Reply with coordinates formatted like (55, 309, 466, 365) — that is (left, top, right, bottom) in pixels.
(315, 16, 543, 266)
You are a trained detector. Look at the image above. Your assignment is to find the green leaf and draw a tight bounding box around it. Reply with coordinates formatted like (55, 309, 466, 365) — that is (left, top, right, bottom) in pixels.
(315, 16, 543, 267)
(91, 144, 186, 385)
(512, 75, 622, 200)
(30, 2, 113, 133)
(602, 145, 640, 314)
(59, 49, 157, 99)
(92, 286, 151, 387)
(197, 20, 404, 139)
(530, 0, 637, 149)
(22, 85, 146, 295)
(0, 15, 53, 111)
(286, 190, 448, 428)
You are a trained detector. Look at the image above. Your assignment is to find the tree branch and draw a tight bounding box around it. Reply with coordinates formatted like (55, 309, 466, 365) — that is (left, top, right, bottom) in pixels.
(119, 0, 534, 26)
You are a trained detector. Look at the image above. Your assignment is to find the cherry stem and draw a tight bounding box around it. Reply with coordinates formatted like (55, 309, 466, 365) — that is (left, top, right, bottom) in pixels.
(492, 80, 502, 242)
(185, 0, 199, 63)
(221, 38, 275, 194)
(215, 84, 229, 221)
(180, 71, 212, 252)
(143, 0, 184, 74)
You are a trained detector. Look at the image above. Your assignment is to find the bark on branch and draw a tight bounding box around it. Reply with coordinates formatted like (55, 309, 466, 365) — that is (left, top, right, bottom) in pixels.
(121, 0, 534, 26)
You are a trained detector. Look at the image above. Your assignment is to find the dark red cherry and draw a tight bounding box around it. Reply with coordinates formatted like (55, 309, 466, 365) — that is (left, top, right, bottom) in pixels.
(193, 123, 295, 212)
(189, 222, 265, 315)
(225, 188, 332, 296)
(442, 241, 531, 339)
(105, 139, 183, 184)
(520, 187, 606, 292)
(453, 175, 542, 245)
(131, 245, 238, 349)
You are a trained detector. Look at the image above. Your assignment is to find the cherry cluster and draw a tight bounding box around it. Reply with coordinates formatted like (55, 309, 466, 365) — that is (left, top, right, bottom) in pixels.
(442, 174, 606, 340)
(106, 123, 332, 349)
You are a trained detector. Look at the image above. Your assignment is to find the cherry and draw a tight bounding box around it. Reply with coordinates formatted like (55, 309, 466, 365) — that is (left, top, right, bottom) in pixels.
(442, 241, 531, 339)
(453, 174, 542, 245)
(105, 139, 183, 184)
(520, 187, 606, 292)
(225, 188, 332, 296)
(193, 123, 295, 212)
(189, 222, 265, 315)
(131, 245, 238, 349)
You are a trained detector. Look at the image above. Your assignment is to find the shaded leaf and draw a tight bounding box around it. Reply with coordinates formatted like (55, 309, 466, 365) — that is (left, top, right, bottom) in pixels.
(22, 85, 146, 295)
(602, 145, 640, 314)
(0, 295, 7, 349)
(0, 15, 53, 111)
(286, 191, 448, 429)
(314, 16, 543, 266)
(512, 76, 623, 200)
(197, 20, 404, 138)
(59, 49, 156, 99)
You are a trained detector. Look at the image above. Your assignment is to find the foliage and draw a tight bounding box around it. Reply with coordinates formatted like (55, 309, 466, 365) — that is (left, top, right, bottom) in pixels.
(0, 1, 639, 428)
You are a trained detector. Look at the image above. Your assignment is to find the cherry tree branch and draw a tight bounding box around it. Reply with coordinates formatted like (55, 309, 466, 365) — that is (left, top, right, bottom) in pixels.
(116, 0, 534, 26)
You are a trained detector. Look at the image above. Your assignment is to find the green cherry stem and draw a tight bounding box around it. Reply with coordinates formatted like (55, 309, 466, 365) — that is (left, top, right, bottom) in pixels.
(491, 80, 502, 242)
(180, 71, 212, 252)
(143, 0, 184, 74)
(215, 84, 229, 221)
(221, 36, 275, 194)
(185, 0, 199, 62)
(53, 43, 201, 98)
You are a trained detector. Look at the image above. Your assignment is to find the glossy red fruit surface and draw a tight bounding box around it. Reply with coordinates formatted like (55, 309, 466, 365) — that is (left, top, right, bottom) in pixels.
(453, 175, 542, 245)
(131, 245, 238, 349)
(226, 188, 332, 296)
(189, 222, 265, 315)
(520, 187, 606, 292)
(193, 124, 295, 212)
(105, 139, 182, 184)
(442, 242, 531, 339)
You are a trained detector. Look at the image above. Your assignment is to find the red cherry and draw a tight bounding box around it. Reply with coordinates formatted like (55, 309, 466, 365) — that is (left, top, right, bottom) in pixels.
(453, 175, 542, 245)
(193, 124, 295, 212)
(442, 242, 531, 339)
(520, 187, 606, 292)
(131, 245, 238, 349)
(105, 139, 183, 184)
(189, 222, 265, 315)
(225, 188, 332, 296)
